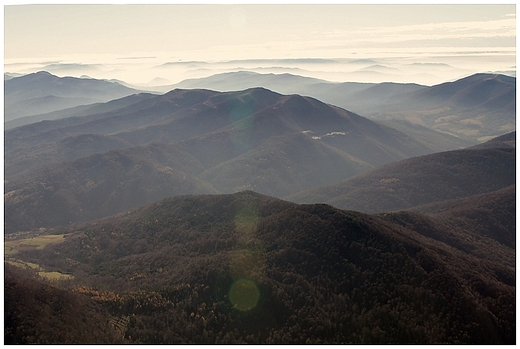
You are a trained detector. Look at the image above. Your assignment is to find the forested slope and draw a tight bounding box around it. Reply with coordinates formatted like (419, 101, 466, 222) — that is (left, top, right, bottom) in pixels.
(7, 191, 514, 344)
(287, 147, 515, 213)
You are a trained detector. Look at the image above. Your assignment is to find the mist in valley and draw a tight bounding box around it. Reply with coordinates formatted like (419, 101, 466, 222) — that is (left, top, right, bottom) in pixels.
(4, 4, 516, 345)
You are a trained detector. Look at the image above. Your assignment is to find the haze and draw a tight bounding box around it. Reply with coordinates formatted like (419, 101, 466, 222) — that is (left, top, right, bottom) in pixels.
(4, 4, 516, 86)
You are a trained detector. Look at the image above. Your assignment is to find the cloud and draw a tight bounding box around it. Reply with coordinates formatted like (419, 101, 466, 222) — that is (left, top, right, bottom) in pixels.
(317, 17, 516, 47)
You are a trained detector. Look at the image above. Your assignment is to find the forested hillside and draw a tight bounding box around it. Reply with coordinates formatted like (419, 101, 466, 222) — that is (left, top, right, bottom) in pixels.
(6, 191, 514, 344)
(5, 87, 446, 233)
(5, 265, 123, 344)
(4, 76, 515, 345)
(287, 147, 515, 213)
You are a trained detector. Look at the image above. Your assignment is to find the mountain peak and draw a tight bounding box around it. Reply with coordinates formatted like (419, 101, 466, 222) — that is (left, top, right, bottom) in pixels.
(17, 70, 56, 81)
(455, 72, 515, 84)
(32, 70, 54, 76)
(234, 86, 282, 98)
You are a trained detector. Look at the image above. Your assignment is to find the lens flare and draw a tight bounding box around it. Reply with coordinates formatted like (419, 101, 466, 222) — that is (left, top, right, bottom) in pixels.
(228, 278, 260, 311)
(227, 200, 265, 311)
(229, 248, 266, 282)
(229, 100, 255, 153)
(234, 206, 260, 237)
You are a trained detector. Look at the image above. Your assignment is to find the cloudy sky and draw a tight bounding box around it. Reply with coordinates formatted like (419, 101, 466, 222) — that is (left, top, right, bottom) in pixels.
(4, 4, 516, 85)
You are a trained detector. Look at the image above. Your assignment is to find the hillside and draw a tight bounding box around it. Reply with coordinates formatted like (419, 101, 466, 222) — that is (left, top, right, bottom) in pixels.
(4, 71, 141, 122)
(408, 73, 515, 111)
(4, 143, 217, 233)
(409, 185, 515, 249)
(5, 265, 123, 344)
(6, 191, 514, 344)
(5, 92, 157, 130)
(468, 131, 515, 150)
(286, 146, 515, 213)
(200, 132, 372, 196)
(367, 73, 515, 142)
(5, 87, 449, 232)
(376, 120, 474, 151)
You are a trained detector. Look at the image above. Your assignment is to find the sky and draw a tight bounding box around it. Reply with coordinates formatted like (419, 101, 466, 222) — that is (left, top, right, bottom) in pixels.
(3, 4, 517, 86)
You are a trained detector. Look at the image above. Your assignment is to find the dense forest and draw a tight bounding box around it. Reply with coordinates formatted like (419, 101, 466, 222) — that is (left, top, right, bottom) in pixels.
(5, 264, 123, 344)
(5, 190, 515, 344)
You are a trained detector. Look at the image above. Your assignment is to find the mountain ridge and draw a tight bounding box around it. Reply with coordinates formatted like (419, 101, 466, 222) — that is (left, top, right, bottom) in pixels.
(170, 71, 515, 142)
(286, 144, 515, 213)
(5, 71, 142, 121)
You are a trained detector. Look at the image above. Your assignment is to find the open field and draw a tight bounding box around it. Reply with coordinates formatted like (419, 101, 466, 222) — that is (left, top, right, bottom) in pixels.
(38, 271, 73, 280)
(5, 234, 74, 280)
(5, 259, 74, 280)
(5, 234, 67, 256)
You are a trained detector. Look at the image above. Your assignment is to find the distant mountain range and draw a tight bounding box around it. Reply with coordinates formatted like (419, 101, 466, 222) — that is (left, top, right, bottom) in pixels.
(6, 71, 514, 143)
(170, 71, 515, 142)
(4, 71, 142, 122)
(5, 92, 158, 130)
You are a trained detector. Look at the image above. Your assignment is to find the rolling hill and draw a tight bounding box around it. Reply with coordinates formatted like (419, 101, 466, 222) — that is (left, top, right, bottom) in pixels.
(408, 184, 515, 249)
(6, 190, 514, 344)
(468, 131, 515, 150)
(358, 73, 516, 142)
(4, 143, 217, 233)
(5, 92, 158, 130)
(5, 264, 123, 344)
(4, 71, 142, 122)
(286, 144, 515, 213)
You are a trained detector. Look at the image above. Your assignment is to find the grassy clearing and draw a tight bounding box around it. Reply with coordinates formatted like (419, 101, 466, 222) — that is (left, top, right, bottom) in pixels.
(5, 234, 73, 280)
(5, 234, 66, 256)
(5, 260, 30, 269)
(5, 259, 41, 270)
(5, 259, 74, 280)
(38, 271, 74, 280)
(4, 245, 19, 256)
